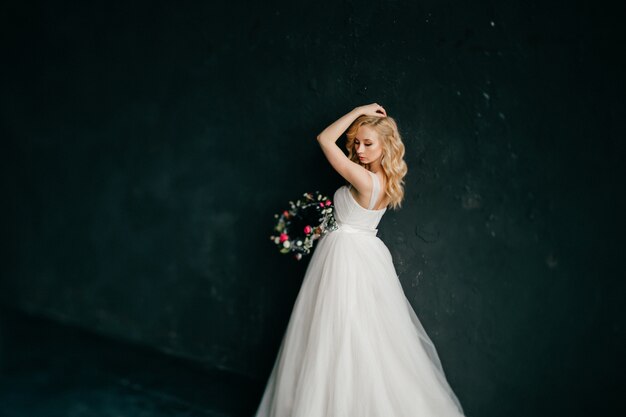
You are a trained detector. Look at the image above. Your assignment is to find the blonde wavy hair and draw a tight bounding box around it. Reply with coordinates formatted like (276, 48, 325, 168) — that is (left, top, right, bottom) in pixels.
(345, 115, 408, 210)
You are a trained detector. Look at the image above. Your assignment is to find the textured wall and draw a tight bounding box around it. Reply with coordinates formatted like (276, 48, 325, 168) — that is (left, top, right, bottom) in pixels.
(1, 1, 623, 416)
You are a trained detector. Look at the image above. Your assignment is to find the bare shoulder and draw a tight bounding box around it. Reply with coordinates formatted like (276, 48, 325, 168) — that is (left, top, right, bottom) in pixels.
(345, 164, 374, 195)
(349, 171, 391, 210)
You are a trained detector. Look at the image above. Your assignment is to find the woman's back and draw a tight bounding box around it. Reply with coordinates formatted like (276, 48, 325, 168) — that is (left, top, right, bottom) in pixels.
(330, 170, 387, 234)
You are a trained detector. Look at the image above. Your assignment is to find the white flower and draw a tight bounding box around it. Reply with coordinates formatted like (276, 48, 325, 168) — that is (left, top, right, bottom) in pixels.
(274, 237, 280, 244)
(283, 240, 291, 248)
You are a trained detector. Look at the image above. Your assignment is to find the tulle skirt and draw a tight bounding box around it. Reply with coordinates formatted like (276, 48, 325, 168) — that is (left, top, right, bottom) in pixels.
(255, 227, 465, 417)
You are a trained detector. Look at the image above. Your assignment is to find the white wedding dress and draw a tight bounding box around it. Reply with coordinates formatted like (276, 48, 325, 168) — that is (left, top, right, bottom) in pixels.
(255, 170, 465, 417)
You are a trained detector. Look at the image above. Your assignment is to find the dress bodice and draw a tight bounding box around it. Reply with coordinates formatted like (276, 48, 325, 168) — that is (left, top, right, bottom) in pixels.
(332, 170, 387, 234)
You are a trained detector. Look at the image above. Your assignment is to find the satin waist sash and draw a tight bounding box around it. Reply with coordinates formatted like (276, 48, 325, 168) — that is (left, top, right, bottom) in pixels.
(334, 222, 378, 236)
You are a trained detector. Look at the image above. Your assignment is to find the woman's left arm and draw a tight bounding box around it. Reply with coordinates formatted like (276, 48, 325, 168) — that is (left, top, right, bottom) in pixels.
(316, 107, 374, 192)
(317, 107, 363, 145)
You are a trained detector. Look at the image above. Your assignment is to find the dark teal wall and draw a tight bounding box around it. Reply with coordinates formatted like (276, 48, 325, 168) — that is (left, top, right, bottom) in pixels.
(1, 1, 623, 416)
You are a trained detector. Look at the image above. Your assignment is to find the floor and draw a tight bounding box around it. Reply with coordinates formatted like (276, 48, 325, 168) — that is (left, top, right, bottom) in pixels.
(0, 305, 263, 417)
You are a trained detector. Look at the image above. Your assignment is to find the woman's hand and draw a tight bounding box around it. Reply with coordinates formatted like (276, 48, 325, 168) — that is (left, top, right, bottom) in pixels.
(355, 103, 387, 117)
(317, 104, 387, 146)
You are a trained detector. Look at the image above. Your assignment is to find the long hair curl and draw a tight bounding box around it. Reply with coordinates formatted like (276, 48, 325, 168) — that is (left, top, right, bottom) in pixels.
(345, 115, 408, 210)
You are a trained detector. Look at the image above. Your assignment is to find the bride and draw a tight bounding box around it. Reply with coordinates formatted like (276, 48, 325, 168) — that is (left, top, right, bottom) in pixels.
(254, 104, 466, 417)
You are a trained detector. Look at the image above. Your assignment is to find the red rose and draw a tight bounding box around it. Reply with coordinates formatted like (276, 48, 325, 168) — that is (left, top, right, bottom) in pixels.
(279, 233, 289, 242)
(304, 225, 312, 234)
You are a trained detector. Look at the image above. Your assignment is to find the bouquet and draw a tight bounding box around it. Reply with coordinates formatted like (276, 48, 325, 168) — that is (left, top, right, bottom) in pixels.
(270, 191, 338, 260)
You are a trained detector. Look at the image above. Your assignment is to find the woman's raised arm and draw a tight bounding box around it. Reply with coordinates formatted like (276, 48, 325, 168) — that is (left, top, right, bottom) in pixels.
(316, 107, 363, 145)
(315, 104, 386, 192)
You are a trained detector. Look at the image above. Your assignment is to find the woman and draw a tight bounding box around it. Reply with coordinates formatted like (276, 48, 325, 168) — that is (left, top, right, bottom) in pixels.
(255, 104, 466, 417)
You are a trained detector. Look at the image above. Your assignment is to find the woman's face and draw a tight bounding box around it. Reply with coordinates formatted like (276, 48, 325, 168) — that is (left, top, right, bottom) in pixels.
(354, 125, 383, 165)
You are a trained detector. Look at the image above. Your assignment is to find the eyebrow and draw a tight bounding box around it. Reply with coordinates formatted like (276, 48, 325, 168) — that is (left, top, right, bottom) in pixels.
(355, 137, 372, 141)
